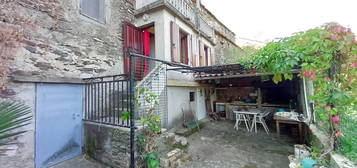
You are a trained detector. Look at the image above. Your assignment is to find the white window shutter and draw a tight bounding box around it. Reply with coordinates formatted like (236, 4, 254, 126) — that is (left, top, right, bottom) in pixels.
(188, 35, 192, 66)
(191, 35, 197, 67)
(211, 48, 216, 65)
(207, 48, 211, 66)
(199, 40, 205, 66)
(170, 21, 180, 62)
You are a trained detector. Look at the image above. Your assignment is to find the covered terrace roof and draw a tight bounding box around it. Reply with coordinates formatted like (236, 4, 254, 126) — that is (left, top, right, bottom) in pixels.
(168, 64, 301, 80)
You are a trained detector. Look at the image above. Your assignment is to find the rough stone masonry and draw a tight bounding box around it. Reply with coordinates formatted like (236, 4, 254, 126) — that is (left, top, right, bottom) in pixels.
(0, 0, 135, 168)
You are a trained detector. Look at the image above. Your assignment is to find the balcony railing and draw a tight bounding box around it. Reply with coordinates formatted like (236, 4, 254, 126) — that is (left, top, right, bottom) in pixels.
(136, 0, 214, 39)
(136, 0, 196, 26)
(199, 17, 214, 38)
(166, 0, 196, 24)
(136, 0, 160, 9)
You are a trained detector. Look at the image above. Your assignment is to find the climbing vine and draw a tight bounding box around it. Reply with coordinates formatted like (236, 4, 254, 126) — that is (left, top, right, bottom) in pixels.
(244, 22, 357, 157)
(135, 88, 161, 168)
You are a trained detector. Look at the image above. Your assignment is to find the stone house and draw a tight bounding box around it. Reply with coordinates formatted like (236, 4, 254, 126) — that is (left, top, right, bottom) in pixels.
(0, 0, 240, 168)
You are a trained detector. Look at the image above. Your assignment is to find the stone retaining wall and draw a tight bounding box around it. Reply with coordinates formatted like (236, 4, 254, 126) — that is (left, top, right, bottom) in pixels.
(84, 122, 132, 168)
(308, 124, 356, 168)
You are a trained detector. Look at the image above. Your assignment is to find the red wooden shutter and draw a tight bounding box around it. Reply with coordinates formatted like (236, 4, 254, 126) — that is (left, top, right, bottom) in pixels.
(143, 28, 150, 74)
(170, 21, 180, 62)
(123, 22, 144, 80)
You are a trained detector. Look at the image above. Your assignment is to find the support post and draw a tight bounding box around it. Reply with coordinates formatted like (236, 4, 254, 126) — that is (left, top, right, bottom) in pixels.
(129, 52, 136, 168)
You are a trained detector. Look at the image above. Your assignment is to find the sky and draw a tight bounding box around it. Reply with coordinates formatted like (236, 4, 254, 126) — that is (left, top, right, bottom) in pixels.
(201, 0, 357, 46)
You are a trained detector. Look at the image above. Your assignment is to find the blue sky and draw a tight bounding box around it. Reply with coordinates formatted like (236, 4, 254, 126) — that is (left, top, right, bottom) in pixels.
(202, 0, 357, 45)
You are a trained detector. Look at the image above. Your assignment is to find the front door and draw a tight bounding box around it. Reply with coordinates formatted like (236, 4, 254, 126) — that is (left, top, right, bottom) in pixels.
(35, 84, 83, 168)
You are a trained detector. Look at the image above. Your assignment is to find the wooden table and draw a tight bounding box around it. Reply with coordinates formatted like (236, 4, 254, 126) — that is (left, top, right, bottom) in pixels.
(274, 115, 304, 143)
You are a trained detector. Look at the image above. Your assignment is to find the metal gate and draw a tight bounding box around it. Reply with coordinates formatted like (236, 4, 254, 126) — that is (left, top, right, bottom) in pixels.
(35, 84, 83, 168)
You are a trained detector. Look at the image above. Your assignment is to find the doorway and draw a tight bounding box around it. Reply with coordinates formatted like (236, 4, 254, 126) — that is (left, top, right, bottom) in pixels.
(35, 84, 83, 168)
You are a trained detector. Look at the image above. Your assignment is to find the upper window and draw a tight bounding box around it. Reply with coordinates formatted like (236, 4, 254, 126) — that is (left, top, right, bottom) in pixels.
(179, 30, 189, 65)
(80, 0, 106, 23)
(170, 21, 189, 64)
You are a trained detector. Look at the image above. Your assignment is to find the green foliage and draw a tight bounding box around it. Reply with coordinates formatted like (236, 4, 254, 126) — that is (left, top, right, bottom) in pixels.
(246, 22, 357, 118)
(120, 110, 130, 121)
(251, 41, 301, 83)
(135, 88, 161, 168)
(144, 152, 160, 168)
(0, 102, 32, 146)
(310, 145, 329, 166)
(338, 114, 357, 162)
(239, 22, 357, 160)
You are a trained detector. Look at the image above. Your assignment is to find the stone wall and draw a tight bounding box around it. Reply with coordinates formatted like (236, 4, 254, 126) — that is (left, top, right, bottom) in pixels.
(6, 0, 135, 81)
(214, 34, 245, 65)
(0, 0, 135, 167)
(84, 122, 131, 168)
(0, 83, 36, 168)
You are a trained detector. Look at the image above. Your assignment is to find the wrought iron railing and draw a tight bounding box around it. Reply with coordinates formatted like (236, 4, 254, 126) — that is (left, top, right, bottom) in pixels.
(166, 0, 196, 23)
(136, 0, 159, 9)
(136, 0, 196, 25)
(83, 75, 131, 127)
(199, 16, 214, 38)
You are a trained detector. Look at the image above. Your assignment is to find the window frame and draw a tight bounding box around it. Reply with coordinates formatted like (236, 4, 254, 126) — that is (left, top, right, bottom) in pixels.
(179, 30, 189, 65)
(189, 92, 195, 102)
(79, 0, 106, 24)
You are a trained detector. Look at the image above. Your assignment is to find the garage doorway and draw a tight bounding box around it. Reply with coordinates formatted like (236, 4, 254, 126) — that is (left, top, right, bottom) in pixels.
(35, 84, 83, 168)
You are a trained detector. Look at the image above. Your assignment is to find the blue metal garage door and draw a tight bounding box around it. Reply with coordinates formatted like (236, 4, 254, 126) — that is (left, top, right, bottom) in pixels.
(35, 84, 83, 168)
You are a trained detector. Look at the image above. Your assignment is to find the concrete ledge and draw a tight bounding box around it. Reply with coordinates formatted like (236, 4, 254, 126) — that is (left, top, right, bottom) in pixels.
(308, 124, 356, 168)
(308, 124, 330, 149)
(167, 80, 213, 87)
(83, 121, 131, 132)
(11, 75, 85, 84)
(330, 153, 356, 168)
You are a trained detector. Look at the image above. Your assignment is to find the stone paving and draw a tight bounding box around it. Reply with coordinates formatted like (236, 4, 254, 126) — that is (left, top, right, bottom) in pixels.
(179, 121, 295, 168)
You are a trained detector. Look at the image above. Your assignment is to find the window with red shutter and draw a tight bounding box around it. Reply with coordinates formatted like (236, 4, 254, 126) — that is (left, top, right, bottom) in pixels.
(123, 22, 144, 80)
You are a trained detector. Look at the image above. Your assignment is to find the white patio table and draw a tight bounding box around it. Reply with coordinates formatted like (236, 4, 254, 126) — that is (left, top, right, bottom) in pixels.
(233, 111, 260, 133)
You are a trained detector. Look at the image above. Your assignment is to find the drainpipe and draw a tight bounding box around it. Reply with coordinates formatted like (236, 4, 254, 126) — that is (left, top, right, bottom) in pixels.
(302, 77, 311, 124)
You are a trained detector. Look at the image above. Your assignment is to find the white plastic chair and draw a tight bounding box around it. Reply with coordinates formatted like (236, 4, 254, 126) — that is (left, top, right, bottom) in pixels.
(255, 111, 271, 134)
(233, 111, 251, 132)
